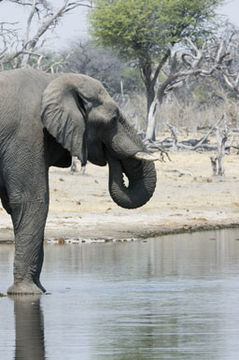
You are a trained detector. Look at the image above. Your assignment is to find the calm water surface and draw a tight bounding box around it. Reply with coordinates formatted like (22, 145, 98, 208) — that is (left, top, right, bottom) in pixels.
(1, 229, 239, 359)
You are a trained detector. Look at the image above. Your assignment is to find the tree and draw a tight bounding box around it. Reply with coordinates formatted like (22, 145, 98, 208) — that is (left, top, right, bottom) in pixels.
(219, 25, 239, 98)
(89, 0, 224, 133)
(0, 0, 92, 69)
(145, 33, 230, 139)
(0, 21, 18, 69)
(62, 40, 144, 96)
(90, 0, 224, 109)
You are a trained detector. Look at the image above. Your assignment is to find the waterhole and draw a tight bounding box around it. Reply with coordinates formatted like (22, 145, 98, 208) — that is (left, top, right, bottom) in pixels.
(1, 229, 239, 359)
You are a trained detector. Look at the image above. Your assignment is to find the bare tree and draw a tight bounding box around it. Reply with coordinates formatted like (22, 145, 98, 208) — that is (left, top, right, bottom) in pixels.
(219, 27, 239, 98)
(0, 0, 92, 69)
(146, 31, 233, 141)
(0, 21, 19, 69)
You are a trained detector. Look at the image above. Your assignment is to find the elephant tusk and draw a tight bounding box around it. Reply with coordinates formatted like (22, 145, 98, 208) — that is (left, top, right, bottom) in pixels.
(134, 152, 159, 162)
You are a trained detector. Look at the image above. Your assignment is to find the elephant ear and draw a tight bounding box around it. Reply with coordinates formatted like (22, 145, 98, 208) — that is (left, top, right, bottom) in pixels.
(41, 74, 88, 165)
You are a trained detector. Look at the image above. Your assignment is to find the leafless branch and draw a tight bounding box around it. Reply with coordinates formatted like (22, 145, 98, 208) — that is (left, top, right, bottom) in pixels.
(157, 37, 231, 101)
(193, 116, 225, 150)
(1, 0, 92, 69)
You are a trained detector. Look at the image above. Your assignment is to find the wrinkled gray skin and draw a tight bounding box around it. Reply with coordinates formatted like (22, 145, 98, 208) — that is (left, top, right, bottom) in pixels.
(0, 69, 157, 295)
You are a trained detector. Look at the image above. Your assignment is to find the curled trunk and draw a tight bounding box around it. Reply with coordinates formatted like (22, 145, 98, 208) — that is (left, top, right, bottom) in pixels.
(108, 155, 157, 209)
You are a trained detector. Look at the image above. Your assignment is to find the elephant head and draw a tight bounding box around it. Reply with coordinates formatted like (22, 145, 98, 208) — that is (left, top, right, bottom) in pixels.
(41, 74, 157, 209)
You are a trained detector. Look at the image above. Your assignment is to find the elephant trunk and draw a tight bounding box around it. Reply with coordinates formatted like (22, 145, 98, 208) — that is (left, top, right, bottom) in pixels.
(107, 155, 157, 209)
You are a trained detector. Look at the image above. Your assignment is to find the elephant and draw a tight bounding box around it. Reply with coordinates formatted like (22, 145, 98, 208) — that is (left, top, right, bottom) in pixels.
(0, 69, 157, 295)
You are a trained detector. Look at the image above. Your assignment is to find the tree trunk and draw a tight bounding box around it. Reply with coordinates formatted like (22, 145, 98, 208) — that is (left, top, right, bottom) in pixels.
(146, 98, 158, 140)
(167, 123, 178, 150)
(140, 52, 169, 140)
(216, 127, 228, 176)
(145, 85, 166, 141)
(146, 83, 155, 116)
(210, 156, 218, 176)
(141, 61, 155, 119)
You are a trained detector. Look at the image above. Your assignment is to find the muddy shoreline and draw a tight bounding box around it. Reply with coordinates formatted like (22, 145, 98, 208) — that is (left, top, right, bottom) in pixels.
(1, 151, 239, 243)
(1, 220, 239, 244)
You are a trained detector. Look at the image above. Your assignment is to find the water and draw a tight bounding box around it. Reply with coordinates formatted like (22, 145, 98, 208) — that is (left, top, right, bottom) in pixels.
(1, 229, 239, 359)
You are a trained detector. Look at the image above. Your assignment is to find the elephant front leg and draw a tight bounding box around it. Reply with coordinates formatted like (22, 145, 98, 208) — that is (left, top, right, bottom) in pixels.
(7, 200, 49, 295)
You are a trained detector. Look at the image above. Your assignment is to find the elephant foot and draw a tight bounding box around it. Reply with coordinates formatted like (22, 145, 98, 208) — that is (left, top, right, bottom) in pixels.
(7, 281, 46, 295)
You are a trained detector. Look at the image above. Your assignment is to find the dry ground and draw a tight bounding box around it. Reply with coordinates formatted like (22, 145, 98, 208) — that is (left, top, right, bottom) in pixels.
(1, 151, 239, 242)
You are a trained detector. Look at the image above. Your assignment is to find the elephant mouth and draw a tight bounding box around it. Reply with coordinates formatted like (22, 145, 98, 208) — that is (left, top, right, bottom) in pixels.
(106, 152, 157, 209)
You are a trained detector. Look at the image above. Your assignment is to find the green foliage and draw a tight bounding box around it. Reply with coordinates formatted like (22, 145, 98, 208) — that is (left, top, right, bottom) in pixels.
(121, 66, 144, 93)
(89, 0, 224, 62)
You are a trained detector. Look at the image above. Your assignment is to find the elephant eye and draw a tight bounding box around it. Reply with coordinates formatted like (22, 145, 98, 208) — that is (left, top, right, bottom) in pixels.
(109, 115, 118, 128)
(111, 109, 120, 123)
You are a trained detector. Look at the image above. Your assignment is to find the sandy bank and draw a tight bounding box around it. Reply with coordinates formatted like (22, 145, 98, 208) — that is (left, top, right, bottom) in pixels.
(1, 151, 239, 243)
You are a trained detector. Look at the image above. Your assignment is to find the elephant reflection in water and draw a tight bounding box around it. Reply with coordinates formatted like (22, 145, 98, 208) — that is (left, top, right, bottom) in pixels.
(11, 296, 45, 360)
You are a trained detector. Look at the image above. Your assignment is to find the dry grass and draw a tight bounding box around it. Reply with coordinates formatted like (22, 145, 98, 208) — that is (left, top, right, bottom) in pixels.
(121, 93, 239, 135)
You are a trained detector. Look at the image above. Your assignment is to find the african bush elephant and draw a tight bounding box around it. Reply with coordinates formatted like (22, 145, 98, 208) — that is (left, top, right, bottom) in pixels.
(0, 69, 157, 295)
